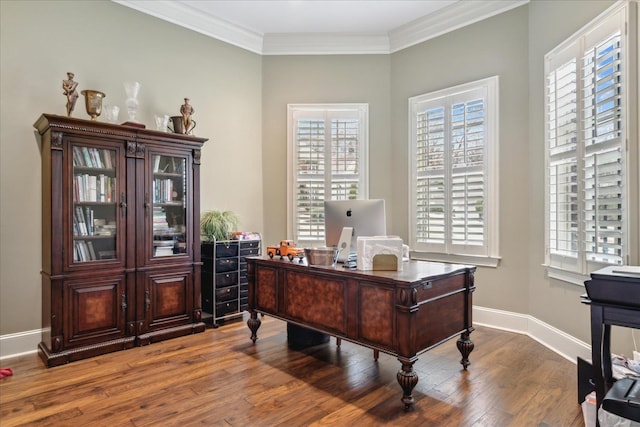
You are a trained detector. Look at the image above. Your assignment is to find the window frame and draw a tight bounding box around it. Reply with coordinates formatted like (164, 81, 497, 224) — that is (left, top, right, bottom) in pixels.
(408, 76, 500, 267)
(287, 103, 369, 247)
(543, 0, 638, 285)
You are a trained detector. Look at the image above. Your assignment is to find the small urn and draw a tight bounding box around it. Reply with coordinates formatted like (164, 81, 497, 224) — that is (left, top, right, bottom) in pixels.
(81, 90, 106, 120)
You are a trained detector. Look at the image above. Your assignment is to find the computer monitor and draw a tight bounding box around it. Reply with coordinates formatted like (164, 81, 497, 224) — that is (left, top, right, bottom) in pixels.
(324, 199, 387, 258)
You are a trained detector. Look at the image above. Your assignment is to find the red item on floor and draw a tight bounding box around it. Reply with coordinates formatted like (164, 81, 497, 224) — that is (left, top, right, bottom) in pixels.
(0, 368, 13, 378)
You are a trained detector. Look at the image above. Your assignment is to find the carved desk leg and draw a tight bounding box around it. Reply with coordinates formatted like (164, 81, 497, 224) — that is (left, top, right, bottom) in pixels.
(247, 311, 261, 343)
(456, 330, 474, 369)
(397, 360, 419, 411)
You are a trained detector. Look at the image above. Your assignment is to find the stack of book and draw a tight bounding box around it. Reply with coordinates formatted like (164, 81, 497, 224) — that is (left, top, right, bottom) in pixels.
(153, 207, 175, 256)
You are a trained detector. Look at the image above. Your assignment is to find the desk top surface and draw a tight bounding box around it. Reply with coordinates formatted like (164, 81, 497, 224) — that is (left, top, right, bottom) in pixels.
(248, 256, 476, 285)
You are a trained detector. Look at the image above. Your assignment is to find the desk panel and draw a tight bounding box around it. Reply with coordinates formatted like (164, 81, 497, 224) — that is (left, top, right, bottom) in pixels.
(247, 256, 476, 410)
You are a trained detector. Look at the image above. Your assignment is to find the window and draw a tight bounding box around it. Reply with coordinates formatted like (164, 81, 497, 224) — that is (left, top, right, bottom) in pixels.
(409, 76, 499, 265)
(287, 104, 369, 246)
(544, 1, 638, 283)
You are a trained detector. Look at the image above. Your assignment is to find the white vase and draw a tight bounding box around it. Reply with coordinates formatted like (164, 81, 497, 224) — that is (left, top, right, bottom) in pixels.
(124, 81, 141, 122)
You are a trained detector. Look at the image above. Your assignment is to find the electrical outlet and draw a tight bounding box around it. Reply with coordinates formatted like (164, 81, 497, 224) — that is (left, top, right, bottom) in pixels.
(634, 350, 640, 362)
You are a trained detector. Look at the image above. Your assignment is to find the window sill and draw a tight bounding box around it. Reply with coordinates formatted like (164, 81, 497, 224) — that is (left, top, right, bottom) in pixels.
(542, 265, 589, 286)
(410, 252, 500, 268)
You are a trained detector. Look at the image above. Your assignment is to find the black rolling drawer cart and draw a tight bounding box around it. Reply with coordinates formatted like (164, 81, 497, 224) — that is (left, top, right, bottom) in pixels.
(201, 237, 260, 327)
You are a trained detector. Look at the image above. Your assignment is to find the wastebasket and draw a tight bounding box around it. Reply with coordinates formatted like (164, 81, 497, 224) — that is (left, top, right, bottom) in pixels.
(599, 377, 640, 427)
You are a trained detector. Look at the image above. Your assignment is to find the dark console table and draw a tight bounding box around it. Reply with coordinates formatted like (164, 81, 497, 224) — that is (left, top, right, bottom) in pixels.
(246, 256, 476, 410)
(583, 266, 640, 416)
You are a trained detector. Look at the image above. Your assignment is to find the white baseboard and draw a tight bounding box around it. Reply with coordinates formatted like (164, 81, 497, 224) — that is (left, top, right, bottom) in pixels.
(0, 307, 592, 363)
(0, 329, 40, 361)
(473, 305, 591, 363)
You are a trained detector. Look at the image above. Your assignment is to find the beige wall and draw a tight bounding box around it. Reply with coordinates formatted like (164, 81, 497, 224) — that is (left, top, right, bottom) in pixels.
(391, 6, 531, 315)
(526, 0, 633, 354)
(261, 55, 391, 246)
(0, 0, 263, 335)
(1, 0, 635, 357)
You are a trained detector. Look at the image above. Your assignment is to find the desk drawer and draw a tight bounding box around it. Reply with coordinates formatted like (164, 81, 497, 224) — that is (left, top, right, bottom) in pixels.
(216, 285, 238, 303)
(240, 247, 260, 257)
(216, 258, 238, 273)
(202, 243, 239, 258)
(216, 272, 238, 288)
(240, 240, 260, 250)
(216, 300, 239, 317)
(216, 243, 238, 258)
(416, 274, 466, 303)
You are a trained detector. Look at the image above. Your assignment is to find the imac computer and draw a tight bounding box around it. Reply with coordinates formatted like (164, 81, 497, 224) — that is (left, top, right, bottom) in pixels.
(324, 199, 387, 262)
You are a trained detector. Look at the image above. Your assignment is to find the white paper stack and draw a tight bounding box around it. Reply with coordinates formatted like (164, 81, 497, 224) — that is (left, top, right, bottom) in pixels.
(356, 236, 403, 271)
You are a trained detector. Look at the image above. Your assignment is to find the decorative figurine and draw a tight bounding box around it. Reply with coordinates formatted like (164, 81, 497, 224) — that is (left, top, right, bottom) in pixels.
(180, 98, 195, 135)
(62, 72, 79, 117)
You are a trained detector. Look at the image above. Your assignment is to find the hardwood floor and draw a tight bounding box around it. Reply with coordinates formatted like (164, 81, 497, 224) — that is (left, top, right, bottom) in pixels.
(0, 315, 584, 426)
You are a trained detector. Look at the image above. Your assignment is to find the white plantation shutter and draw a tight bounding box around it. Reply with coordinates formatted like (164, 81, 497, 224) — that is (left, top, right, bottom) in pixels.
(410, 77, 498, 258)
(330, 117, 361, 199)
(545, 2, 633, 278)
(547, 58, 580, 267)
(288, 104, 368, 245)
(582, 33, 624, 265)
(451, 99, 485, 249)
(295, 118, 326, 241)
(416, 107, 446, 245)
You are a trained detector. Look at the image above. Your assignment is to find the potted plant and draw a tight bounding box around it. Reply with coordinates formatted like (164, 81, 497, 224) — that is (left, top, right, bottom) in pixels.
(200, 210, 239, 242)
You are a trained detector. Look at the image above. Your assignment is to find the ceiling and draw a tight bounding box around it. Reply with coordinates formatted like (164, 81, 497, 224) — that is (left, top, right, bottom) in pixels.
(114, 0, 528, 55)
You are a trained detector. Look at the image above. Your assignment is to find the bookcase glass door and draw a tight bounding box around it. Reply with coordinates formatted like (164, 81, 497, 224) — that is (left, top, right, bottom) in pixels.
(72, 144, 118, 262)
(152, 154, 187, 257)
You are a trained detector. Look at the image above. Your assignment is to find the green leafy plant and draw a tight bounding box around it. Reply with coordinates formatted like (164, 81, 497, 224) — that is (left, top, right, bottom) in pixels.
(200, 210, 239, 242)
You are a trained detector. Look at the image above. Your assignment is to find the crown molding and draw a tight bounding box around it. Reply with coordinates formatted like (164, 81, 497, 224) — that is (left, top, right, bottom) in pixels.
(389, 0, 529, 53)
(262, 33, 390, 56)
(113, 0, 530, 56)
(112, 0, 264, 54)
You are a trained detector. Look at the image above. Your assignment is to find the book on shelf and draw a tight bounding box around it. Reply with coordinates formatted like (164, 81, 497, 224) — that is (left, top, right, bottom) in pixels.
(153, 155, 161, 173)
(74, 174, 115, 203)
(73, 146, 85, 167)
(75, 146, 115, 169)
(86, 241, 97, 260)
(152, 206, 170, 232)
(98, 250, 116, 260)
(85, 207, 94, 235)
(74, 241, 90, 261)
(155, 246, 174, 256)
(75, 206, 88, 236)
(103, 149, 113, 169)
(74, 241, 116, 262)
(93, 219, 116, 236)
(81, 147, 92, 167)
(153, 178, 178, 203)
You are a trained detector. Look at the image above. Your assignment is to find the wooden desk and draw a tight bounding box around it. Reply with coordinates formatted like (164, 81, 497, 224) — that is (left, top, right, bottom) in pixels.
(246, 256, 476, 410)
(583, 266, 640, 418)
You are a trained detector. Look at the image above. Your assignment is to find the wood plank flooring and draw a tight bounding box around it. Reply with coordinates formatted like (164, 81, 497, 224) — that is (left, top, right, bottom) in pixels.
(0, 315, 584, 426)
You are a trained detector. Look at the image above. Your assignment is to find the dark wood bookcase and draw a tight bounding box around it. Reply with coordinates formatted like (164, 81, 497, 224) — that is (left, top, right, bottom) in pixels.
(34, 114, 207, 367)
